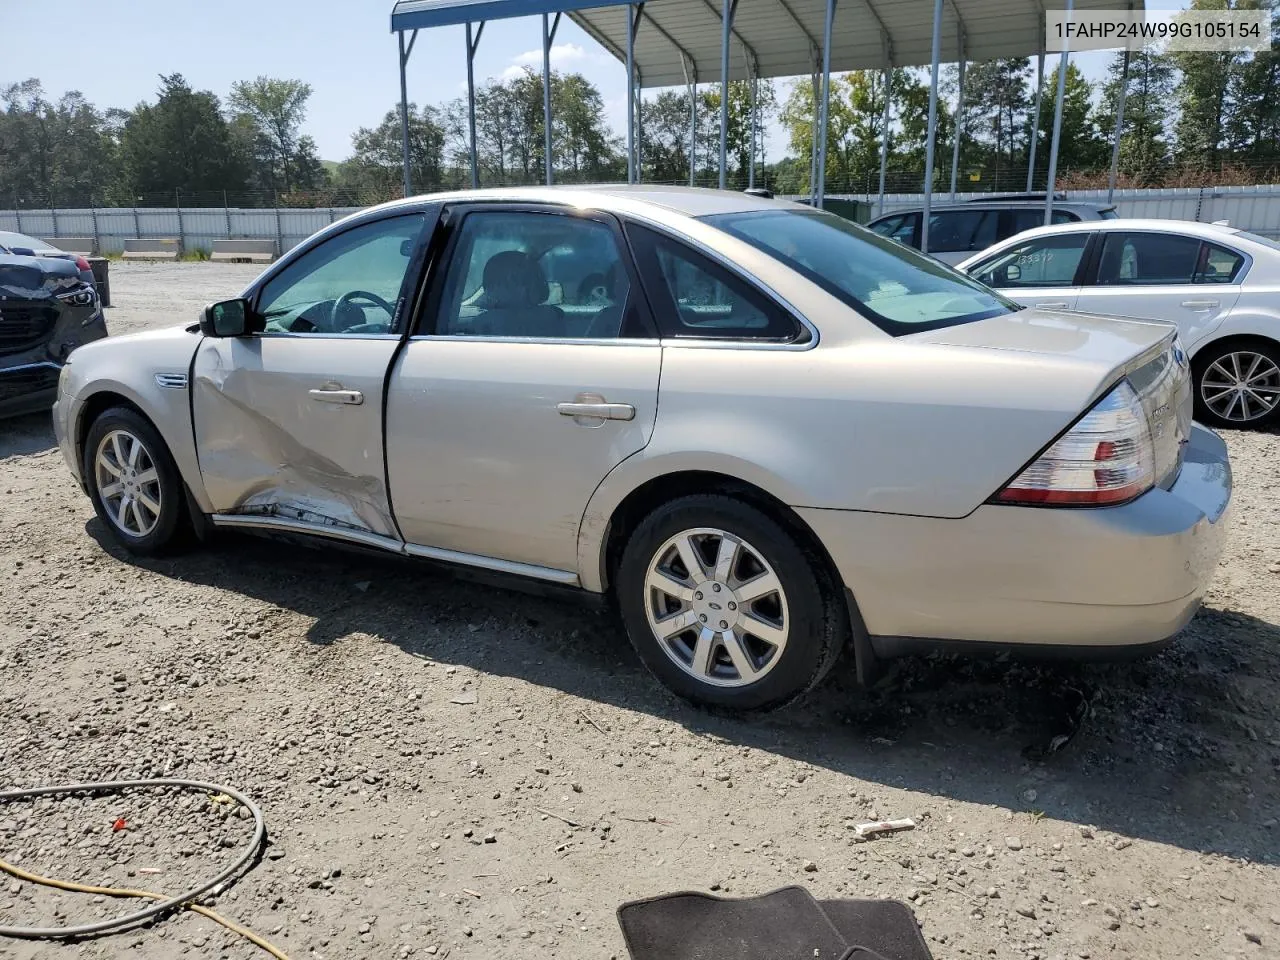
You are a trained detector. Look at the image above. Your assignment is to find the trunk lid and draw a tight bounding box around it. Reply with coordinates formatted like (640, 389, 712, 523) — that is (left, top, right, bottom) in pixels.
(908, 307, 1191, 488)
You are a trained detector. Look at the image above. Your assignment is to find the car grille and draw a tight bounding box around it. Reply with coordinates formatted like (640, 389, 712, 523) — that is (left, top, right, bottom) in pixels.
(0, 304, 58, 355)
(0, 364, 61, 404)
(1129, 334, 1192, 487)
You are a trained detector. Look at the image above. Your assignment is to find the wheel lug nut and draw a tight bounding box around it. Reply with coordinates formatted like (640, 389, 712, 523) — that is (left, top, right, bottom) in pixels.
(699, 614, 708, 623)
(718, 620, 728, 630)
(728, 602, 737, 610)
(694, 591, 703, 600)
(712, 584, 721, 593)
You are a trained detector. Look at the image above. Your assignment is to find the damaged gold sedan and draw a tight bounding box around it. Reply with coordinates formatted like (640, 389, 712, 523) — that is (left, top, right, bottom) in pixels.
(53, 187, 1231, 711)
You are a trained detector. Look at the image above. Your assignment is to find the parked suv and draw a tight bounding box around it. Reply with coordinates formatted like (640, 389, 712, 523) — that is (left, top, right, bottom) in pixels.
(866, 194, 1118, 264)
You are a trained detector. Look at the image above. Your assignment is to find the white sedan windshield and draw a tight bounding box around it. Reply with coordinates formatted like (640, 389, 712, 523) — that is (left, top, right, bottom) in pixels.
(705, 209, 1020, 335)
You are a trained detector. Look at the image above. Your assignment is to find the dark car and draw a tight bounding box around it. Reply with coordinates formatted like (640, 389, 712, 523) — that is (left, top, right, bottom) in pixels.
(0, 231, 99, 290)
(865, 195, 1119, 265)
(1, 248, 107, 419)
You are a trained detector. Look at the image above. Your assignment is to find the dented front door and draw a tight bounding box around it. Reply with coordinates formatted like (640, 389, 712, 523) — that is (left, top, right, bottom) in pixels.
(191, 212, 431, 538)
(192, 336, 401, 535)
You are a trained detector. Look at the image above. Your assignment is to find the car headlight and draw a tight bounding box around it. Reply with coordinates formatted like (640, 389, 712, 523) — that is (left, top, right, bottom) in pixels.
(56, 285, 97, 307)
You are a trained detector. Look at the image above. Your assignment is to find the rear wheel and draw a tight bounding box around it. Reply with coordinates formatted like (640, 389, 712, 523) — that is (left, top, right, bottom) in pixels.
(84, 407, 188, 555)
(616, 495, 847, 711)
(1193, 339, 1280, 429)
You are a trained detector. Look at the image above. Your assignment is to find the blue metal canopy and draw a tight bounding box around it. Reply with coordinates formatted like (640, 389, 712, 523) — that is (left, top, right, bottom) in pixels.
(389, 0, 1141, 249)
(391, 0, 631, 31)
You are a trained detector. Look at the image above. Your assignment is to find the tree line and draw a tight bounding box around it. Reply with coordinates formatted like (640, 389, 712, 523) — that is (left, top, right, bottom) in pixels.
(2, 0, 1277, 210)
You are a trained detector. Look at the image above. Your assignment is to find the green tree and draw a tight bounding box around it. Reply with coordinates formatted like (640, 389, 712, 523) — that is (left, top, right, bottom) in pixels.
(959, 58, 1031, 180)
(441, 69, 619, 186)
(1096, 49, 1176, 184)
(780, 68, 940, 193)
(695, 80, 778, 187)
(0, 80, 118, 204)
(554, 73, 621, 182)
(1170, 0, 1264, 168)
(1033, 62, 1107, 174)
(229, 76, 327, 195)
(336, 103, 451, 202)
(1225, 0, 1280, 161)
(117, 74, 248, 200)
(641, 90, 695, 183)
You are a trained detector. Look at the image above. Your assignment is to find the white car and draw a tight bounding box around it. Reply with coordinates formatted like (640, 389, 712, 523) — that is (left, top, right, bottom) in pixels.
(957, 219, 1280, 428)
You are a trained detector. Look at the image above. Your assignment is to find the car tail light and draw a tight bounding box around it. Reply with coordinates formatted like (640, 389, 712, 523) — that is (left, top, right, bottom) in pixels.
(994, 380, 1155, 506)
(74, 255, 91, 272)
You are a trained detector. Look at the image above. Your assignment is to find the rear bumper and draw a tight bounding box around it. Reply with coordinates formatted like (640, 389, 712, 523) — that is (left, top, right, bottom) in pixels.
(800, 423, 1232, 652)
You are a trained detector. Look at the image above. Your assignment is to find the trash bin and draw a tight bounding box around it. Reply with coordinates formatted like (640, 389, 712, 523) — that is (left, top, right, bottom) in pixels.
(87, 257, 110, 308)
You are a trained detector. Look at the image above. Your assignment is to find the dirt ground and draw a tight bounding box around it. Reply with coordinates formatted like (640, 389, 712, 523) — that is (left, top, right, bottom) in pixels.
(2, 261, 1279, 960)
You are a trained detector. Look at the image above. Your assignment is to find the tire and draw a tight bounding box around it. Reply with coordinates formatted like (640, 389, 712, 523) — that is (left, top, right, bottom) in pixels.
(1192, 339, 1280, 429)
(615, 494, 848, 712)
(83, 406, 188, 555)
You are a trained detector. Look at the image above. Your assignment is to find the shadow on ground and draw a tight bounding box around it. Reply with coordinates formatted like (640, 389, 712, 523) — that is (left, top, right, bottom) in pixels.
(0, 412, 57, 459)
(92, 520, 1280, 868)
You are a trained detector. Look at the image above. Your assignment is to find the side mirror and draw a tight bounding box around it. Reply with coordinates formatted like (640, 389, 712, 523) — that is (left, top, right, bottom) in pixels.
(1002, 264, 1021, 283)
(200, 298, 253, 337)
(11, 246, 36, 256)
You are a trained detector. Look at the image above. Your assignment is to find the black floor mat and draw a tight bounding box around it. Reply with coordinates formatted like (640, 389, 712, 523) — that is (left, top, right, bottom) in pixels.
(617, 885, 849, 960)
(820, 899, 934, 960)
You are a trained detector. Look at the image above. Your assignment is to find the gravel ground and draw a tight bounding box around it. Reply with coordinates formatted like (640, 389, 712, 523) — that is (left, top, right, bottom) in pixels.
(2, 261, 1279, 960)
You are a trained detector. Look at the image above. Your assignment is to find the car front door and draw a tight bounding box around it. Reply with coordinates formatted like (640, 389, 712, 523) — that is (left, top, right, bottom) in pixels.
(384, 204, 661, 578)
(192, 211, 434, 541)
(965, 230, 1093, 310)
(1074, 231, 1244, 346)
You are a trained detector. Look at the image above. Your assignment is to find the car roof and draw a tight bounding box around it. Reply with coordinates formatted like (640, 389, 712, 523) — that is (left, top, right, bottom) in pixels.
(869, 201, 1111, 220)
(368, 185, 801, 220)
(987, 217, 1245, 241)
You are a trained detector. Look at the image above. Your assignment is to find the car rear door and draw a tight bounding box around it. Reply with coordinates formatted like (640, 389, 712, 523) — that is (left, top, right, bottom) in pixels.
(384, 203, 660, 579)
(964, 230, 1094, 310)
(191, 209, 437, 541)
(1073, 230, 1243, 345)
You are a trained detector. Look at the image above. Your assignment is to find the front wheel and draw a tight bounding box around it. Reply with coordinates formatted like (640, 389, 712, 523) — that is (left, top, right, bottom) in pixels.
(1193, 340, 1280, 429)
(615, 495, 847, 712)
(84, 406, 188, 555)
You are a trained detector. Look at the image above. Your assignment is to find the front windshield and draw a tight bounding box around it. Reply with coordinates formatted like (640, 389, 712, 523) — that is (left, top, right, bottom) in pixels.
(704, 209, 1020, 336)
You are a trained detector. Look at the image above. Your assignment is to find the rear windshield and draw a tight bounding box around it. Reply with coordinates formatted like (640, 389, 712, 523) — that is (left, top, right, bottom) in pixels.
(704, 209, 1020, 336)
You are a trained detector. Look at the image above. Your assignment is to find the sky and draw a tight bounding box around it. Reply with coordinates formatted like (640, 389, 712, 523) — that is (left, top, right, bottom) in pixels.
(3, 0, 1190, 166)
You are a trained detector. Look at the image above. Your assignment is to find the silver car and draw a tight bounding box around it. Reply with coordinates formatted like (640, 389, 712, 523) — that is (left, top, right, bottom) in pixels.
(957, 219, 1280, 428)
(52, 187, 1232, 711)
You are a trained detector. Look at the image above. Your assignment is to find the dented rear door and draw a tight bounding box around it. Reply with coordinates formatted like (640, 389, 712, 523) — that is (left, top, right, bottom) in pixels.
(191, 211, 435, 539)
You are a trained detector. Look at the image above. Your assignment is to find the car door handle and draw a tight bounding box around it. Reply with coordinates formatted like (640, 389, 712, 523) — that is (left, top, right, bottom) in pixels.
(1181, 299, 1220, 310)
(1034, 300, 1071, 309)
(308, 388, 364, 405)
(557, 399, 635, 421)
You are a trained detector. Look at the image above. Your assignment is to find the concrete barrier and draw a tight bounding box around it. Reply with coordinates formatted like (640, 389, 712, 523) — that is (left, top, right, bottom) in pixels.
(41, 237, 97, 255)
(210, 239, 277, 263)
(122, 238, 182, 260)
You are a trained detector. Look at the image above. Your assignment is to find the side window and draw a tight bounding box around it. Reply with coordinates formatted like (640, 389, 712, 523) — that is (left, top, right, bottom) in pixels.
(970, 233, 1090, 288)
(927, 210, 999, 253)
(1096, 232, 1202, 285)
(257, 214, 424, 335)
(433, 210, 639, 339)
(627, 224, 802, 342)
(1006, 209, 1077, 240)
(871, 213, 918, 246)
(1196, 243, 1245, 284)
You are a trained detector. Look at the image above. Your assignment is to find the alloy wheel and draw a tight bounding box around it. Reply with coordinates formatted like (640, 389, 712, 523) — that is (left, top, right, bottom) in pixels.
(1200, 350, 1280, 423)
(643, 527, 789, 688)
(94, 429, 163, 538)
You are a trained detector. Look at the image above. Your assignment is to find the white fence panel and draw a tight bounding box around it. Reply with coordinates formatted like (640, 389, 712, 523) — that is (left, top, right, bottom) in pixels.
(3, 190, 1278, 255)
(0, 206, 363, 256)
